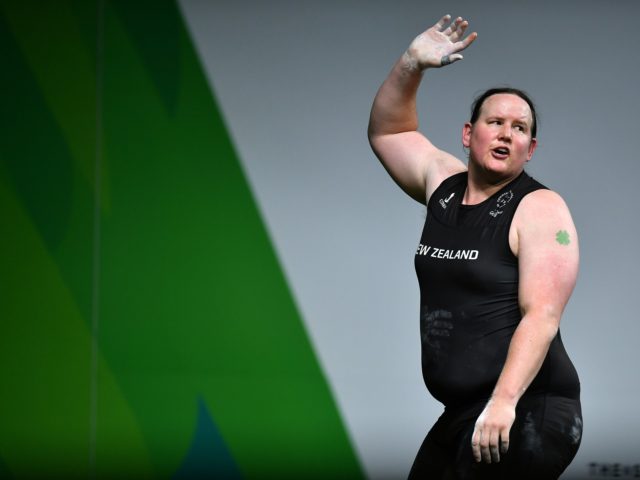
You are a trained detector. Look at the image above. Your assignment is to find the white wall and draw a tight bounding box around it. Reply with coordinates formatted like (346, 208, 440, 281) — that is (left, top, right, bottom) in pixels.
(179, 1, 640, 478)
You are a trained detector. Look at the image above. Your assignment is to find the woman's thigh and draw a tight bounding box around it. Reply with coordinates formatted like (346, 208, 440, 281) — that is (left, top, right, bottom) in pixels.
(455, 395, 582, 480)
(409, 395, 582, 480)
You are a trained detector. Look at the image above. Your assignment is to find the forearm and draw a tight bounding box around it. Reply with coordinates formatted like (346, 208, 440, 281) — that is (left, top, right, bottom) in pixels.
(367, 53, 425, 138)
(491, 313, 559, 406)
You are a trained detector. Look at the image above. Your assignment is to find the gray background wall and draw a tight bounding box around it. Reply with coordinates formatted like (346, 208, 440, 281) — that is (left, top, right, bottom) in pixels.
(180, 1, 640, 478)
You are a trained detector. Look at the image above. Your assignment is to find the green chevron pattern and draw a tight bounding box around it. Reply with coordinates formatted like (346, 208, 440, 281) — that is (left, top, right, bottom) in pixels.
(0, 0, 363, 478)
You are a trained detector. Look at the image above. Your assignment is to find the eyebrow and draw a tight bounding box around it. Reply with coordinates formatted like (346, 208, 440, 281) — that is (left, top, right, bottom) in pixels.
(486, 115, 530, 123)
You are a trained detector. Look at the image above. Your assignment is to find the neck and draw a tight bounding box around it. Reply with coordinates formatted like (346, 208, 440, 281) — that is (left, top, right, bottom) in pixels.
(463, 165, 523, 205)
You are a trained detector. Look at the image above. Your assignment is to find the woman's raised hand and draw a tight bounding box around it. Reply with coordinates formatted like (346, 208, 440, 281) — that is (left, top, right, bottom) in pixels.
(404, 15, 477, 70)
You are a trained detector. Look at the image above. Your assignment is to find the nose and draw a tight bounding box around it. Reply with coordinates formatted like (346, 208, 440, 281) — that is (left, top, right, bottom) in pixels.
(498, 123, 512, 141)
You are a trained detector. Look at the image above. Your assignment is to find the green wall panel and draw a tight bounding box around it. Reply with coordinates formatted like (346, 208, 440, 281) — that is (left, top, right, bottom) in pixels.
(0, 1, 363, 477)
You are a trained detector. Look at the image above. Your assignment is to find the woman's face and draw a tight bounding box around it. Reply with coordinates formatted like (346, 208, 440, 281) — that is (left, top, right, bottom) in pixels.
(462, 93, 537, 180)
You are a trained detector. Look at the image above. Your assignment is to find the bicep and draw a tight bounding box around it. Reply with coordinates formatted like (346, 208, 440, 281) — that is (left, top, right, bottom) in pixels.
(369, 131, 465, 204)
(515, 191, 579, 321)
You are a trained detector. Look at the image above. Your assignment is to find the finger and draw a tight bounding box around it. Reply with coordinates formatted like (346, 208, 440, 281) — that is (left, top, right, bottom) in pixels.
(500, 427, 510, 454)
(478, 429, 492, 464)
(444, 16, 462, 34)
(471, 427, 482, 462)
(440, 54, 463, 66)
(450, 20, 468, 41)
(481, 444, 491, 463)
(434, 14, 452, 31)
(457, 31, 478, 50)
(489, 429, 501, 463)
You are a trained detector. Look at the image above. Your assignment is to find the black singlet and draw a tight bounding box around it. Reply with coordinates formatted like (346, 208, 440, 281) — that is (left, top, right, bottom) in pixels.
(414, 171, 580, 407)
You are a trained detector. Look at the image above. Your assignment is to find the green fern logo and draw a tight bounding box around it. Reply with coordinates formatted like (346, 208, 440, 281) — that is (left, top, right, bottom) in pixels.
(556, 230, 570, 246)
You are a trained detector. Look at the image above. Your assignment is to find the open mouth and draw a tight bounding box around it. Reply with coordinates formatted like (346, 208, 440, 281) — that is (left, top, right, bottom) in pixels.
(492, 146, 510, 158)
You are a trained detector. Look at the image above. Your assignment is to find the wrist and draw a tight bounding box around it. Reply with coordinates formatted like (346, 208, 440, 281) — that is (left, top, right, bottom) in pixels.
(401, 50, 425, 73)
(490, 388, 523, 407)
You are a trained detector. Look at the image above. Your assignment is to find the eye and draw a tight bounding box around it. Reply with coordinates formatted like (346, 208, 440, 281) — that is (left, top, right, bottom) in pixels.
(514, 124, 526, 132)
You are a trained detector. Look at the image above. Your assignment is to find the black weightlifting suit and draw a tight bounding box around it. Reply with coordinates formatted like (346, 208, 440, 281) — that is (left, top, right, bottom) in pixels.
(408, 172, 582, 480)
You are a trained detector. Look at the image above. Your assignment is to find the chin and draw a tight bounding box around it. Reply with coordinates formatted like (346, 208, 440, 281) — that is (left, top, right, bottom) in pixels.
(470, 157, 522, 179)
(479, 165, 520, 183)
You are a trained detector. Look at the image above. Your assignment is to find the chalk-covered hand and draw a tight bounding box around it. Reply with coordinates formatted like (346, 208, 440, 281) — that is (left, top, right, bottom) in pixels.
(404, 15, 477, 70)
(471, 397, 516, 463)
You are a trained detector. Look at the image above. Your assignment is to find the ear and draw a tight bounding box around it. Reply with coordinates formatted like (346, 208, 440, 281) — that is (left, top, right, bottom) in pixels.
(462, 122, 472, 148)
(526, 138, 538, 161)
